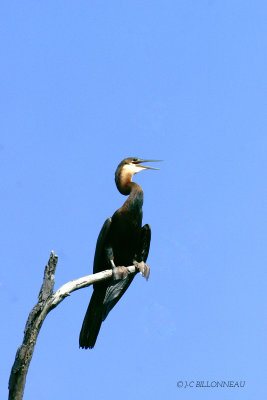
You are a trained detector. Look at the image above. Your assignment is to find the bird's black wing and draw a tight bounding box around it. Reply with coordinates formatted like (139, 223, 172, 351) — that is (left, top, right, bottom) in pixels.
(102, 274, 135, 321)
(93, 217, 112, 274)
(138, 223, 151, 262)
(101, 224, 151, 321)
(79, 217, 112, 349)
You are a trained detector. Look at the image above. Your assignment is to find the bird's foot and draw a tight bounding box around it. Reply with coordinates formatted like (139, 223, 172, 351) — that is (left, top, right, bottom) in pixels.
(112, 266, 129, 280)
(134, 261, 150, 281)
(110, 258, 128, 280)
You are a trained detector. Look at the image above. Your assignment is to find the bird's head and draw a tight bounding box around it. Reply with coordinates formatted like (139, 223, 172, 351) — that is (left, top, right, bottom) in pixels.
(115, 157, 161, 195)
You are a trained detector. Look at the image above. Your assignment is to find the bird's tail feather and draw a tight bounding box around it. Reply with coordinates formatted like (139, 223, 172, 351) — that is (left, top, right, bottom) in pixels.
(79, 289, 105, 349)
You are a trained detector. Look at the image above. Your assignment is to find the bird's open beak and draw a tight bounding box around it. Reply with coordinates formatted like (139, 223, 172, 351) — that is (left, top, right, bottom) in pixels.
(133, 159, 162, 170)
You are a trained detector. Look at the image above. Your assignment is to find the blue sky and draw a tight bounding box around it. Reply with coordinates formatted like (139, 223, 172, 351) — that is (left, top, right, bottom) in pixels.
(1, 1, 266, 399)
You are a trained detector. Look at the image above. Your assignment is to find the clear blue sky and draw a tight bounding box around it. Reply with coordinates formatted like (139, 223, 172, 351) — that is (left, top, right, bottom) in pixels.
(1, 1, 266, 399)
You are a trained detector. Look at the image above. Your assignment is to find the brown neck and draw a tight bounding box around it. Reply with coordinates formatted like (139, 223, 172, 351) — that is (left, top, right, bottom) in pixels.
(115, 169, 144, 210)
(115, 171, 133, 195)
(123, 182, 144, 211)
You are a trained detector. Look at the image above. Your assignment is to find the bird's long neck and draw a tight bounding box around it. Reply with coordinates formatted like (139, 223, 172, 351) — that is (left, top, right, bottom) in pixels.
(116, 170, 144, 212)
(123, 182, 143, 212)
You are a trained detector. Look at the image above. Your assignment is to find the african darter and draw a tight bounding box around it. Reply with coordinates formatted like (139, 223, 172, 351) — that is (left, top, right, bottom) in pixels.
(79, 157, 160, 349)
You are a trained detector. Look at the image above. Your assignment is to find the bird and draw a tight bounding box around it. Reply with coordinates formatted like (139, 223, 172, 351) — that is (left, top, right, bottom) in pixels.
(79, 157, 160, 349)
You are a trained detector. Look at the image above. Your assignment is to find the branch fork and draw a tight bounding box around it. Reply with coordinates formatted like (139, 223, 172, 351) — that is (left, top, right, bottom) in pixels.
(9, 252, 145, 400)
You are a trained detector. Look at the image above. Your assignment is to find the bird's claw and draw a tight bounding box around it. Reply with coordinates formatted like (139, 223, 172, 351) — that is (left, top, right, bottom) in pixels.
(134, 261, 150, 281)
(113, 266, 129, 280)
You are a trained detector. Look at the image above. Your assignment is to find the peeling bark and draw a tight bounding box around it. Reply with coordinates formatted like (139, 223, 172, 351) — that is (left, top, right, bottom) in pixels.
(8, 251, 140, 400)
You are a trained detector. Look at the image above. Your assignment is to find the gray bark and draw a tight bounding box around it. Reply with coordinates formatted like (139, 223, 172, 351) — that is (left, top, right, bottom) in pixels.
(8, 251, 140, 400)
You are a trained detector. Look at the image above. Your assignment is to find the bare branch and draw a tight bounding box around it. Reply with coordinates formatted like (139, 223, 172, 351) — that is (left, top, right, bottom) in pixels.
(50, 264, 137, 308)
(38, 251, 58, 302)
(8, 252, 140, 400)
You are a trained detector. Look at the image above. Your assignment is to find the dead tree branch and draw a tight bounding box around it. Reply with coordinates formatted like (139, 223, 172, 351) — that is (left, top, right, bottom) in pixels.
(8, 251, 140, 400)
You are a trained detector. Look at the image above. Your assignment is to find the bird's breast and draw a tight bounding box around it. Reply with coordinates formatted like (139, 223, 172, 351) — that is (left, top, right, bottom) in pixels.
(109, 209, 142, 266)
